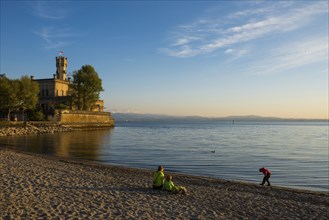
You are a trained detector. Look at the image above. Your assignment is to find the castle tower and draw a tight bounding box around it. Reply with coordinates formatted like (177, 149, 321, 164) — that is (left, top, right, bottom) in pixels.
(56, 56, 68, 80)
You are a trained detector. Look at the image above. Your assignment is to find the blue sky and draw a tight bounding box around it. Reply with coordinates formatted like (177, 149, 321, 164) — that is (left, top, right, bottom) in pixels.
(1, 1, 328, 119)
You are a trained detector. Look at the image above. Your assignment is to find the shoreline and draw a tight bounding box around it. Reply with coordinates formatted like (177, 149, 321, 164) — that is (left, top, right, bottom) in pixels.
(0, 123, 72, 136)
(0, 123, 114, 137)
(1, 149, 328, 219)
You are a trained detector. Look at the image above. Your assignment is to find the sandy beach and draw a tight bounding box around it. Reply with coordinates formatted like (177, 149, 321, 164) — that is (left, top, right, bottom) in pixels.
(1, 149, 328, 219)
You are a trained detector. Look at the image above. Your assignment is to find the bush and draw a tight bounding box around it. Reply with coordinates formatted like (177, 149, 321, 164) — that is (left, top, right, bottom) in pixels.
(57, 103, 70, 110)
(28, 110, 45, 121)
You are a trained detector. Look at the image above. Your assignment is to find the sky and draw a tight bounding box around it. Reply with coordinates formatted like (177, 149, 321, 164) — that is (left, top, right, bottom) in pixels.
(1, 1, 328, 119)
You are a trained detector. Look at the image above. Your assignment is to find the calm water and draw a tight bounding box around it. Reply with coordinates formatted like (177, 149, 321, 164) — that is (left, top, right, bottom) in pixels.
(0, 121, 328, 192)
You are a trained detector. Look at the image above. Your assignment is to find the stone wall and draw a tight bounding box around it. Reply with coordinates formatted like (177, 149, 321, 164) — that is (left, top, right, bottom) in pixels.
(54, 110, 115, 127)
(0, 111, 115, 137)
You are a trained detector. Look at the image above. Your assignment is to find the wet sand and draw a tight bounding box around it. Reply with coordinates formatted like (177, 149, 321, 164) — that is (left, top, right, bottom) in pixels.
(1, 149, 328, 219)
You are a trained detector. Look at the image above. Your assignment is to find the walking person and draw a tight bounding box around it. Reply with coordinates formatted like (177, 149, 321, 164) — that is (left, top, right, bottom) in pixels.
(259, 167, 271, 186)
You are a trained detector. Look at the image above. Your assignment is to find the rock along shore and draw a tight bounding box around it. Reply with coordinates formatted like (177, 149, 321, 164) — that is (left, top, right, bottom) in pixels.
(1, 149, 328, 219)
(0, 123, 73, 137)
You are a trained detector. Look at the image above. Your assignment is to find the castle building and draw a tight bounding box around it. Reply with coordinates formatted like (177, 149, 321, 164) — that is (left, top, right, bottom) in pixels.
(32, 56, 70, 112)
(32, 56, 104, 115)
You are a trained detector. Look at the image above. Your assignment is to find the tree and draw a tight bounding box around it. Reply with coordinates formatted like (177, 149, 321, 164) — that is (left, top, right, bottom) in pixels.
(0, 76, 21, 120)
(28, 109, 45, 121)
(20, 75, 39, 113)
(0, 75, 39, 121)
(70, 65, 104, 111)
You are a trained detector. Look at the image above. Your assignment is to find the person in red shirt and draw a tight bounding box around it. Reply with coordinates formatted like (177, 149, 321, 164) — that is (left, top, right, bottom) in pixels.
(259, 167, 271, 186)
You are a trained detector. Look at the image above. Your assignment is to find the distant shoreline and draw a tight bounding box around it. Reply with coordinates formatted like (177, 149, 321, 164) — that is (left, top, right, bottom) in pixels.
(112, 113, 329, 123)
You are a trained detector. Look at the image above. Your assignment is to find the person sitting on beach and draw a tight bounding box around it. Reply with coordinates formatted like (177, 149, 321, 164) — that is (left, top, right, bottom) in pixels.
(153, 165, 165, 189)
(259, 167, 271, 186)
(164, 174, 187, 195)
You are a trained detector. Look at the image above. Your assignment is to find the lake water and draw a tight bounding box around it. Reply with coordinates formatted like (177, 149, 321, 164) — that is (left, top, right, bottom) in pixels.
(0, 120, 328, 192)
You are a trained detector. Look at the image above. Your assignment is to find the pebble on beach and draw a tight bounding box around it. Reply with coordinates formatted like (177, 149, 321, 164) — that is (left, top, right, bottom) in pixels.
(1, 149, 328, 219)
(0, 124, 72, 137)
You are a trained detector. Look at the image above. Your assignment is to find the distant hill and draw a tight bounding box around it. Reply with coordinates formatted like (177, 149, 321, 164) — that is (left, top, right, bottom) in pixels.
(112, 113, 327, 122)
(112, 113, 201, 122)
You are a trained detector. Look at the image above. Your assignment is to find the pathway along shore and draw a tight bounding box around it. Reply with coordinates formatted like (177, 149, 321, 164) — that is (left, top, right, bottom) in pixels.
(1, 149, 328, 219)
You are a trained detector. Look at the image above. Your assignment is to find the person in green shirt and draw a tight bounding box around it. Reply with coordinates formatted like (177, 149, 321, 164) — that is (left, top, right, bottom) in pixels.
(164, 174, 187, 195)
(153, 165, 165, 189)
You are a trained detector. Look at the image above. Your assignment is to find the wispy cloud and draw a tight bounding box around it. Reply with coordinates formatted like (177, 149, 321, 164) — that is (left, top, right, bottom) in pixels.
(228, 1, 294, 19)
(34, 1, 67, 20)
(35, 27, 72, 49)
(31, 1, 73, 49)
(172, 36, 202, 47)
(250, 36, 328, 75)
(224, 47, 250, 62)
(160, 2, 328, 59)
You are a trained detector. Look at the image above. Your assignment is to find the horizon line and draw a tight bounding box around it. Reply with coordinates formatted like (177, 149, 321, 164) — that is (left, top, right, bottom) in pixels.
(111, 112, 329, 121)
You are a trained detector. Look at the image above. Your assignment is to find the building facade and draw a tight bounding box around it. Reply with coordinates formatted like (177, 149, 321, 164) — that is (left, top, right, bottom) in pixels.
(32, 56, 104, 115)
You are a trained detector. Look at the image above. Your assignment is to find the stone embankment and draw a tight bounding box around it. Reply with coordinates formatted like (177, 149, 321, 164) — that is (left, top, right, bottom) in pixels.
(0, 124, 72, 137)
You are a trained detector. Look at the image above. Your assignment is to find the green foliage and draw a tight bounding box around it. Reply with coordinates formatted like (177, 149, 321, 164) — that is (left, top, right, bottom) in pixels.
(0, 75, 39, 120)
(0, 76, 21, 120)
(57, 103, 69, 110)
(70, 65, 104, 111)
(0, 76, 12, 112)
(20, 75, 39, 111)
(28, 110, 45, 121)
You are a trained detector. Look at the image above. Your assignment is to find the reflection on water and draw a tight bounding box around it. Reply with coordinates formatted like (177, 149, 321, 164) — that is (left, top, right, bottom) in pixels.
(0, 129, 113, 160)
(0, 121, 328, 192)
